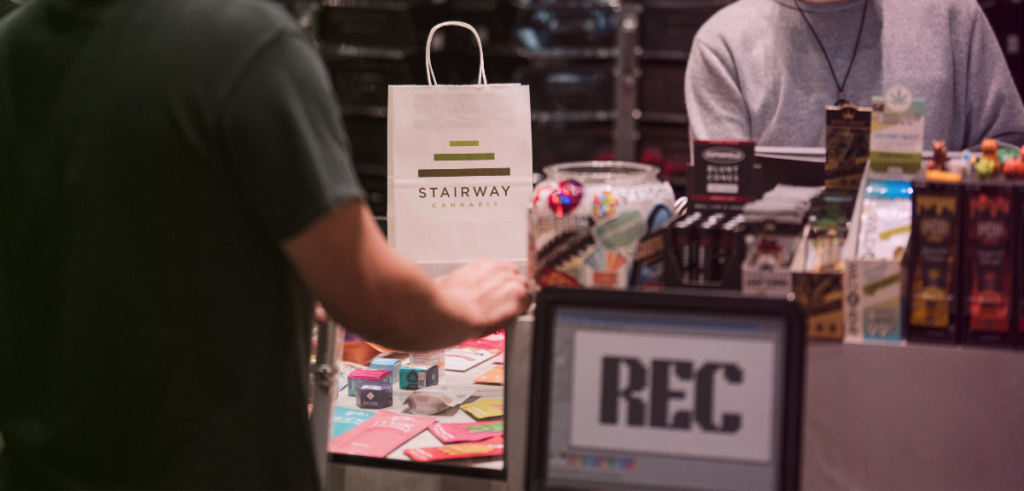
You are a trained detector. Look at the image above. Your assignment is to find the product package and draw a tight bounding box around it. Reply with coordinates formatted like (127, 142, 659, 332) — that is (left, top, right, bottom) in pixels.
(906, 180, 961, 344)
(444, 348, 498, 372)
(357, 383, 394, 410)
(739, 185, 822, 297)
(369, 358, 403, 379)
(460, 398, 504, 420)
(404, 436, 505, 462)
(336, 361, 368, 394)
(474, 366, 505, 385)
(961, 184, 1015, 347)
(405, 386, 476, 415)
(347, 369, 393, 397)
(458, 332, 506, 351)
(843, 177, 912, 344)
(400, 364, 440, 390)
(825, 104, 871, 189)
(856, 179, 913, 261)
(409, 350, 445, 376)
(429, 421, 505, 444)
(332, 408, 375, 439)
(327, 411, 435, 458)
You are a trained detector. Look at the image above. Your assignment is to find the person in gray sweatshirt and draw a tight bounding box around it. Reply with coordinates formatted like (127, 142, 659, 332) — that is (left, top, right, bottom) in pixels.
(684, 0, 1024, 150)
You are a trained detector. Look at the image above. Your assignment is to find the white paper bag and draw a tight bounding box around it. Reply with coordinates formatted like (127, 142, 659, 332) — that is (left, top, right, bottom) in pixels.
(387, 22, 532, 278)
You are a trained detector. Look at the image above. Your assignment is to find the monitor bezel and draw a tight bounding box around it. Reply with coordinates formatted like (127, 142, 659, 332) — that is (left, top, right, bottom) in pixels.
(526, 287, 806, 491)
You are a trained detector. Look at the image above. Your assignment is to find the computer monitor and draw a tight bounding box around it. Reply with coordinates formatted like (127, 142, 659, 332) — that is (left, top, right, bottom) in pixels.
(527, 288, 805, 490)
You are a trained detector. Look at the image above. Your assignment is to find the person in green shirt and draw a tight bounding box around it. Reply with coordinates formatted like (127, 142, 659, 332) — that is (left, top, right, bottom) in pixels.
(0, 0, 529, 488)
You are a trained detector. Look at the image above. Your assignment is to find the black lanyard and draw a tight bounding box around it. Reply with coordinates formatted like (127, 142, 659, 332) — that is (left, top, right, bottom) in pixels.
(794, 0, 869, 106)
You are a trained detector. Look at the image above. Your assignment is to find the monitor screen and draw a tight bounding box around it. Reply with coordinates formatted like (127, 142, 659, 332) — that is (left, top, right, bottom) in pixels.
(539, 305, 789, 490)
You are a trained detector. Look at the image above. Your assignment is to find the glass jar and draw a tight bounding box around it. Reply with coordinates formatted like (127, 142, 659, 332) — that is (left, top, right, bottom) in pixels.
(529, 161, 675, 290)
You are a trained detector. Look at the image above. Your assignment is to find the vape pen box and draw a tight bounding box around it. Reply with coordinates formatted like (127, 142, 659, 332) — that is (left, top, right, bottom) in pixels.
(370, 358, 403, 380)
(961, 181, 1018, 347)
(399, 364, 439, 390)
(906, 179, 962, 344)
(357, 383, 393, 410)
(348, 369, 393, 396)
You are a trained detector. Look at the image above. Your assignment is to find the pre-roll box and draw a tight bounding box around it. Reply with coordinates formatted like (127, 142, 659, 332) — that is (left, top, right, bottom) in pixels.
(356, 383, 393, 410)
(905, 179, 962, 344)
(347, 369, 393, 396)
(399, 364, 439, 390)
(370, 358, 403, 379)
(960, 181, 1018, 348)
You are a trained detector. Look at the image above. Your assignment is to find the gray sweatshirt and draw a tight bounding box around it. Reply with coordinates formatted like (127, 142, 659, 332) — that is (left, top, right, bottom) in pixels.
(684, 0, 1024, 150)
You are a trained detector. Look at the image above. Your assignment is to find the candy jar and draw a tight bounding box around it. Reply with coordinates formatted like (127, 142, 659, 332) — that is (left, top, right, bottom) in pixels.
(528, 161, 675, 290)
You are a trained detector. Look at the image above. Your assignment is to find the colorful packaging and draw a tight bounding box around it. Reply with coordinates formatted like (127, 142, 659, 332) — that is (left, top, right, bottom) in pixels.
(962, 185, 1014, 346)
(404, 436, 505, 462)
(409, 350, 445, 376)
(369, 358, 402, 379)
(428, 421, 505, 444)
(444, 348, 497, 372)
(825, 104, 871, 189)
(856, 179, 913, 261)
(332, 408, 375, 439)
(327, 411, 434, 458)
(460, 398, 504, 420)
(474, 365, 505, 385)
(357, 383, 394, 410)
(347, 369, 393, 396)
(399, 364, 439, 390)
(906, 182, 960, 343)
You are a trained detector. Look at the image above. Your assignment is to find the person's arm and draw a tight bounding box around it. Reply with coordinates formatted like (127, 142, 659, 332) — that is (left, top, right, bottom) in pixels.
(282, 199, 529, 352)
(960, 3, 1024, 147)
(684, 38, 752, 141)
(219, 31, 528, 351)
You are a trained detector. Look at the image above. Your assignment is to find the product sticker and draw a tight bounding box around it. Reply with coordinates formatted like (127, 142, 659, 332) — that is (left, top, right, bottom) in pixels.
(593, 191, 620, 220)
(332, 408, 375, 439)
(593, 210, 647, 249)
(474, 366, 505, 385)
(583, 249, 629, 288)
(404, 436, 504, 462)
(327, 411, 435, 458)
(869, 85, 925, 173)
(538, 268, 582, 288)
(429, 421, 505, 444)
(460, 398, 505, 419)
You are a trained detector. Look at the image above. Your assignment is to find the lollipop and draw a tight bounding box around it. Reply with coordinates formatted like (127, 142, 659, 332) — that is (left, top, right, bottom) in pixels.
(548, 179, 584, 217)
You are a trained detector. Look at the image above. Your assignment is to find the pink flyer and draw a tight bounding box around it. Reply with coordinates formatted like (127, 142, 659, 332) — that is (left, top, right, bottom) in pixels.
(327, 410, 435, 458)
(428, 421, 505, 444)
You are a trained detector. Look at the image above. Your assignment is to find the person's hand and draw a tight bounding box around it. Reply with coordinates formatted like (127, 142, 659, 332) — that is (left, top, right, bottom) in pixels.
(434, 258, 531, 338)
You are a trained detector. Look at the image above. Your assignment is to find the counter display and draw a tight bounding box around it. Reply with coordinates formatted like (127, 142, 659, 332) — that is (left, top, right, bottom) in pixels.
(327, 335, 509, 478)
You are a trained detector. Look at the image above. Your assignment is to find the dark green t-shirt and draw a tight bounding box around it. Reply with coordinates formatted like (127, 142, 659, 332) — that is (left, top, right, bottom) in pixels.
(0, 1, 17, 20)
(0, 0, 363, 488)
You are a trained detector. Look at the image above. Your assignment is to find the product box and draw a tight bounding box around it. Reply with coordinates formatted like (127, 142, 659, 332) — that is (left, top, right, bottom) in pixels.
(399, 364, 439, 390)
(841, 171, 914, 345)
(793, 270, 845, 341)
(348, 369, 393, 397)
(369, 358, 403, 380)
(357, 383, 394, 410)
(689, 140, 757, 215)
(825, 104, 872, 190)
(905, 180, 962, 344)
(960, 182, 1017, 347)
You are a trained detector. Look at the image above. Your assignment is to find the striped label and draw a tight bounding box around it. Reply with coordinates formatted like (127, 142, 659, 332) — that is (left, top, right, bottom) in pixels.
(418, 168, 511, 178)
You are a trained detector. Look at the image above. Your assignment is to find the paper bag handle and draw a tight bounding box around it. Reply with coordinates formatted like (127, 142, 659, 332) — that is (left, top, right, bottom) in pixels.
(425, 21, 488, 86)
